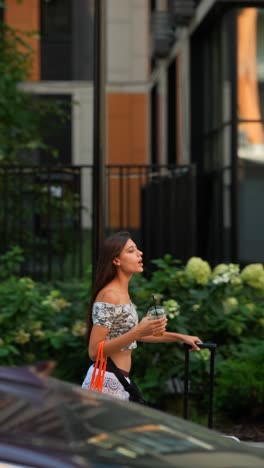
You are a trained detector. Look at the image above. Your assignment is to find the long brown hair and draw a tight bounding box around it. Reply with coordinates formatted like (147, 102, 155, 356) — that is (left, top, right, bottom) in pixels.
(86, 231, 131, 344)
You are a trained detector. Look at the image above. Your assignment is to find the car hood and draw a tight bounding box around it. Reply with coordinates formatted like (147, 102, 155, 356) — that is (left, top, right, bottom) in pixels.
(0, 365, 263, 467)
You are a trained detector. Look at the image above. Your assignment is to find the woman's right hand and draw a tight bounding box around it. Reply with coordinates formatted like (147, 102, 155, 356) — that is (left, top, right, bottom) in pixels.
(136, 316, 167, 338)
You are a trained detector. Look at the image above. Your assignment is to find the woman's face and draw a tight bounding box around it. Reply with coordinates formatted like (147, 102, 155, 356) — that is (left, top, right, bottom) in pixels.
(114, 239, 143, 274)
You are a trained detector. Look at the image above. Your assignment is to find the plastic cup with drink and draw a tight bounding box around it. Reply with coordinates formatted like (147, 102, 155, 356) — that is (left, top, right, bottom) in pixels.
(147, 295, 167, 336)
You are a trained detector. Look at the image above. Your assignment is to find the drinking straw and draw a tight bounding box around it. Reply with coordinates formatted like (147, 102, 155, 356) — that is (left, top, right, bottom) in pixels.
(152, 294, 158, 316)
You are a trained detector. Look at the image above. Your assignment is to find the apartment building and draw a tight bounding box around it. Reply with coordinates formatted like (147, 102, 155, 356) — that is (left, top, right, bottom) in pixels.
(4, 0, 264, 267)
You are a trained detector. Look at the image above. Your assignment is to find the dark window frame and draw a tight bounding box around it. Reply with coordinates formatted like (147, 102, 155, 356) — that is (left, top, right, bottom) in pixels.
(40, 0, 72, 41)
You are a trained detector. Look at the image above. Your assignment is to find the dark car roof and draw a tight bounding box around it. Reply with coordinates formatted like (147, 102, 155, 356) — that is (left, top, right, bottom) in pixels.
(0, 365, 263, 468)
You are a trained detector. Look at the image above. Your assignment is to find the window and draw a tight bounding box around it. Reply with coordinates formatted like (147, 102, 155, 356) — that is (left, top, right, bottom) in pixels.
(41, 0, 71, 38)
(40, 0, 72, 80)
(237, 7, 264, 263)
(190, 11, 234, 264)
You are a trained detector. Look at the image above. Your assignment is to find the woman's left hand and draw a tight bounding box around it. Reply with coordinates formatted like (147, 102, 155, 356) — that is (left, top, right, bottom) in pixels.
(179, 334, 202, 351)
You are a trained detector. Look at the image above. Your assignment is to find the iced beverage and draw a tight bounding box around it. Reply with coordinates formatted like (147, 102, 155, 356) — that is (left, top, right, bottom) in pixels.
(147, 306, 166, 336)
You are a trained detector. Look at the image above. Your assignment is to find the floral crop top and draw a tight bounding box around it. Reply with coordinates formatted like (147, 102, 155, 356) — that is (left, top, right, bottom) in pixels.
(92, 302, 138, 350)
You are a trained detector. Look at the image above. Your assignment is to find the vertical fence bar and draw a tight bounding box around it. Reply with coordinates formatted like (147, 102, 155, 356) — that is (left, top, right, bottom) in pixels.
(119, 166, 124, 229)
(107, 166, 111, 232)
(78, 167, 83, 278)
(31, 168, 36, 279)
(183, 345, 190, 420)
(2, 167, 8, 252)
(190, 164, 197, 256)
(18, 168, 22, 241)
(47, 167, 52, 281)
(208, 347, 216, 429)
(18, 167, 24, 275)
(11, 168, 15, 252)
(71, 168, 77, 277)
(58, 168, 64, 280)
(126, 166, 130, 228)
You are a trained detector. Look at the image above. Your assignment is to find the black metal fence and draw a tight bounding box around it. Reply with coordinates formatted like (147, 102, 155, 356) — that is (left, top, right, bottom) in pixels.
(0, 165, 93, 280)
(141, 165, 196, 270)
(0, 164, 196, 280)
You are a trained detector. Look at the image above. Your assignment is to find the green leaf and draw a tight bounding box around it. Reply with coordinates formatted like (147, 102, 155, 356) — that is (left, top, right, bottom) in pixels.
(0, 348, 10, 357)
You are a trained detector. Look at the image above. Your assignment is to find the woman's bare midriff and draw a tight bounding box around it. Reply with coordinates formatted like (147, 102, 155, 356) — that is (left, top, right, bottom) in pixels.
(110, 349, 132, 372)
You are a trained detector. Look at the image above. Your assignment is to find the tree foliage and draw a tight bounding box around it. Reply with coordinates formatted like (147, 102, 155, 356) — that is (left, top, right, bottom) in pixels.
(0, 9, 69, 162)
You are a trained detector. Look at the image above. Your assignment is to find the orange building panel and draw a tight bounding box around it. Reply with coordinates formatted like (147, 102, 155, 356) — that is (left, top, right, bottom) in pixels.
(238, 9, 263, 145)
(107, 93, 148, 228)
(107, 175, 147, 229)
(108, 94, 148, 164)
(5, 0, 40, 81)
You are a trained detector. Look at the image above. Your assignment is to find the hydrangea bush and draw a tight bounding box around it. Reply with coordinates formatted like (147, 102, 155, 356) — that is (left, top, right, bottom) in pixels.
(130, 255, 264, 422)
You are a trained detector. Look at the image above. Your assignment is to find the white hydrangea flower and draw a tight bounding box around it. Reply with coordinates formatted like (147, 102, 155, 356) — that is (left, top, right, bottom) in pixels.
(185, 257, 211, 285)
(163, 299, 180, 319)
(72, 321, 86, 336)
(212, 263, 240, 286)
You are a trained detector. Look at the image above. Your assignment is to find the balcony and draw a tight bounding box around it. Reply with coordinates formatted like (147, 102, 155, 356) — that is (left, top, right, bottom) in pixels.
(151, 10, 175, 58)
(168, 0, 196, 26)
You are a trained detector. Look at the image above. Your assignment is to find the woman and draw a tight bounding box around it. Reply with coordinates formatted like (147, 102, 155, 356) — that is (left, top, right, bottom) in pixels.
(82, 231, 202, 400)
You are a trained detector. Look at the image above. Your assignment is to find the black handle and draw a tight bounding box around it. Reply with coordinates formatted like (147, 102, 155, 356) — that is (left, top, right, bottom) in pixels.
(184, 342, 217, 350)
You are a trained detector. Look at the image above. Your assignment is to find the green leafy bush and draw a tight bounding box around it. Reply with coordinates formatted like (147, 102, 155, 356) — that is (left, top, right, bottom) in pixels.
(0, 259, 92, 383)
(0, 245, 24, 280)
(215, 339, 264, 419)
